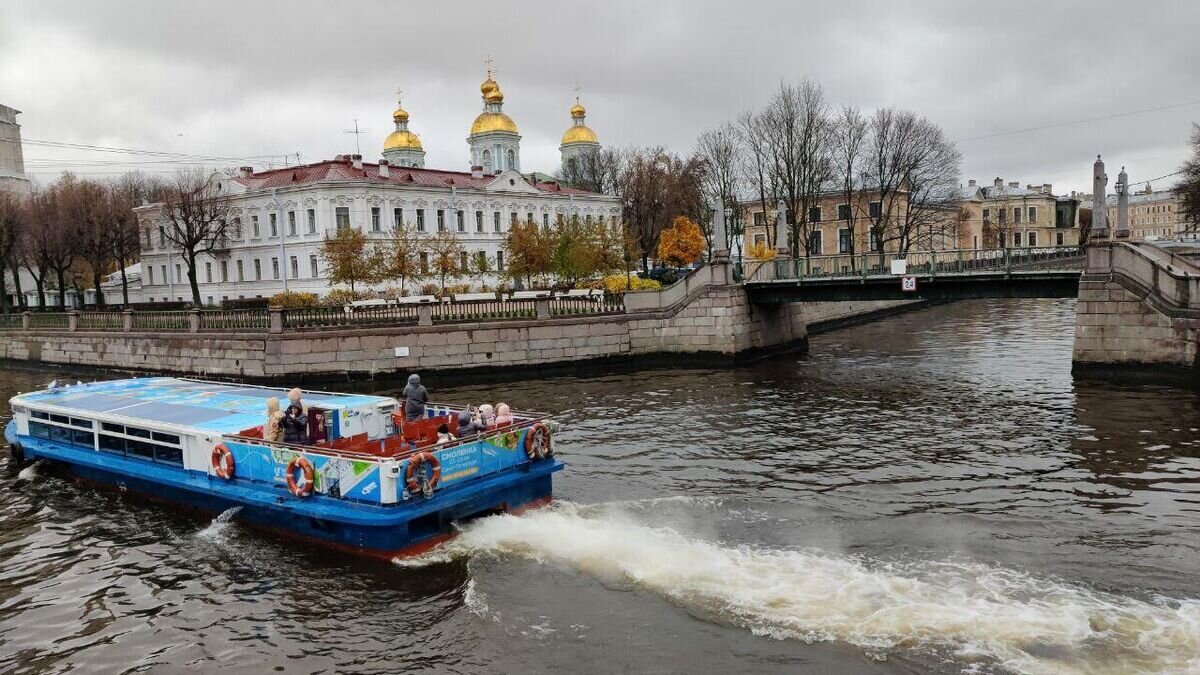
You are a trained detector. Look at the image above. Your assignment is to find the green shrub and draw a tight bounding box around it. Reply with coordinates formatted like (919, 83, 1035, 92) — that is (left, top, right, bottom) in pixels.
(270, 291, 319, 308)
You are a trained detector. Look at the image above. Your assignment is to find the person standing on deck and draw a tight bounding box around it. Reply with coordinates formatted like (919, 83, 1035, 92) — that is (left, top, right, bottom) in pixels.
(402, 373, 429, 422)
(265, 397, 284, 443)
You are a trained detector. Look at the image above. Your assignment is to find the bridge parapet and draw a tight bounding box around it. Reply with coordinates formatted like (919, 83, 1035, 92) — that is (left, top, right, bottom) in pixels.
(1086, 243, 1200, 310)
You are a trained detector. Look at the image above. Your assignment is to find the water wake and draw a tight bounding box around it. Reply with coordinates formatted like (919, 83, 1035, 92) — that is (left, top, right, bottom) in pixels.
(196, 506, 242, 544)
(415, 502, 1200, 674)
(16, 459, 44, 481)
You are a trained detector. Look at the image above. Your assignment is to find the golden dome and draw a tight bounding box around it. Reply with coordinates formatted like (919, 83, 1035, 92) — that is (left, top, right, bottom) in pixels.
(480, 76, 498, 97)
(392, 105, 409, 123)
(470, 111, 518, 135)
(570, 100, 586, 118)
(561, 125, 598, 145)
(384, 129, 423, 151)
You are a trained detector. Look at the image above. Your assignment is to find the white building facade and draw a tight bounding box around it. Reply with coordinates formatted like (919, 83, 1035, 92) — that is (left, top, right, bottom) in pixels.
(136, 72, 617, 304)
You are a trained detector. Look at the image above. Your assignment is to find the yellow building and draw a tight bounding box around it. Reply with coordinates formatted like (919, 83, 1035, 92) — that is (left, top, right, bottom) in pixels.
(1097, 185, 1182, 241)
(959, 178, 1079, 249)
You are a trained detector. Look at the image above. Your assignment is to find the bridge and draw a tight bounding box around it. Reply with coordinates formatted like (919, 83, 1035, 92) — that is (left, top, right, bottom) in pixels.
(740, 247, 1085, 303)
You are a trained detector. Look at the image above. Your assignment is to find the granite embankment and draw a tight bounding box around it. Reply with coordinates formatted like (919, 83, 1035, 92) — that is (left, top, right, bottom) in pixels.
(0, 263, 919, 381)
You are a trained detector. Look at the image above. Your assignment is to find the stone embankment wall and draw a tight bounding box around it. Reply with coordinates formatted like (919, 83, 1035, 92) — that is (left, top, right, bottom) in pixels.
(0, 264, 920, 381)
(1073, 243, 1200, 368)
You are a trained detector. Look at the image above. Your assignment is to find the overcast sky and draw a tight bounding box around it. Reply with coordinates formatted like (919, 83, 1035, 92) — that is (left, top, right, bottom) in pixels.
(2, 0, 1198, 194)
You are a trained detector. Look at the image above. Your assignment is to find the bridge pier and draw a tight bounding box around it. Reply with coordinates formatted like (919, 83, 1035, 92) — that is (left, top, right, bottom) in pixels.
(1073, 243, 1200, 371)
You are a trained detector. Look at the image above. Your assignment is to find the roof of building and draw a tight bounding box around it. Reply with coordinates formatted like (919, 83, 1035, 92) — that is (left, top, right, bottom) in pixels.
(232, 158, 605, 197)
(14, 377, 391, 435)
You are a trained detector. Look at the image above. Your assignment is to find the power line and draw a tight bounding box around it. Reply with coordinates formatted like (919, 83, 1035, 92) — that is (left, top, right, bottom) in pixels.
(0, 135, 284, 163)
(956, 99, 1200, 143)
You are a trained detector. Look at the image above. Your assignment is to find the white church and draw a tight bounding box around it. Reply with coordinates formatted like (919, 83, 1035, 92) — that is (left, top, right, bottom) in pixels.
(136, 71, 618, 304)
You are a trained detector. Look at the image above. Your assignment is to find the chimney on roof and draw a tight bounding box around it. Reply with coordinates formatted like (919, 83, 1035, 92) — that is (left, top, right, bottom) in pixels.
(1008, 181, 1019, 188)
(471, 165, 484, 179)
(968, 179, 976, 187)
(238, 166, 253, 178)
(994, 177, 1003, 189)
(1043, 183, 1052, 194)
(335, 154, 348, 162)
(351, 154, 363, 171)
(378, 159, 390, 178)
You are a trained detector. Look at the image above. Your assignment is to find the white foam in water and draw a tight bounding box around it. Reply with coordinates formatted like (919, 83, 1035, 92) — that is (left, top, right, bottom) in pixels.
(196, 506, 243, 543)
(16, 459, 44, 481)
(418, 502, 1200, 674)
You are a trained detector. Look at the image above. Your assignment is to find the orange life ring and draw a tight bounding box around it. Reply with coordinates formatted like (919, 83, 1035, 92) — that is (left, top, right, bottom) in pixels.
(405, 452, 442, 495)
(211, 443, 235, 480)
(286, 455, 315, 497)
(524, 423, 552, 460)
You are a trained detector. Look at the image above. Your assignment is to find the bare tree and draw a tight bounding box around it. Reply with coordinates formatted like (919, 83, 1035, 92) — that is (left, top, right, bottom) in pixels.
(0, 191, 25, 313)
(157, 169, 231, 306)
(737, 109, 780, 249)
(558, 147, 623, 195)
(109, 172, 164, 305)
(833, 106, 868, 259)
(58, 174, 112, 306)
(762, 80, 835, 257)
(23, 183, 76, 308)
(695, 126, 743, 258)
(1179, 123, 1200, 234)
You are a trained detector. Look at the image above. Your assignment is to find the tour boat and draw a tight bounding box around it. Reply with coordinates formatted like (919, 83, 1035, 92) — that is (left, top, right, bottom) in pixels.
(4, 377, 561, 559)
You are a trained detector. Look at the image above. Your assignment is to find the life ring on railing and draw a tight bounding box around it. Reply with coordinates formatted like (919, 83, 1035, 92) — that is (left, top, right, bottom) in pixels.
(211, 443, 235, 480)
(405, 452, 441, 496)
(524, 423, 552, 460)
(286, 455, 315, 497)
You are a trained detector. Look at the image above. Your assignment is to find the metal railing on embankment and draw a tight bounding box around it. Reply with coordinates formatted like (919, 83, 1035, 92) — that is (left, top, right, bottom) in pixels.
(0, 295, 627, 335)
(740, 246, 1084, 283)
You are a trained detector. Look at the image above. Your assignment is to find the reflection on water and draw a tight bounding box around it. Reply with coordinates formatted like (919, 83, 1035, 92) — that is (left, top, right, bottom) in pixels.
(2, 298, 1199, 674)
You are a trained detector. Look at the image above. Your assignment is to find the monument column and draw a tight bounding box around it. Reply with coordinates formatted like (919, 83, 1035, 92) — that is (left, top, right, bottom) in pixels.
(1115, 166, 1130, 239)
(775, 200, 789, 256)
(1092, 155, 1109, 240)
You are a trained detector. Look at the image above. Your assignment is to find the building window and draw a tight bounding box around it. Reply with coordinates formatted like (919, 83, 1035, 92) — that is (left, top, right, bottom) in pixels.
(288, 211, 297, 236)
(973, 235, 978, 250)
(527, 212, 534, 224)
(1013, 207, 1021, 224)
(236, 260, 245, 281)
(1012, 232, 1022, 246)
(496, 251, 504, 271)
(254, 259, 262, 281)
(290, 256, 298, 279)
(251, 215, 260, 237)
(808, 207, 821, 223)
(456, 210, 465, 232)
(838, 228, 851, 253)
(269, 212, 278, 237)
(868, 202, 882, 218)
(475, 210, 484, 233)
(310, 255, 319, 277)
(1028, 207, 1036, 223)
(419, 252, 429, 274)
(394, 207, 403, 229)
(158, 225, 166, 246)
(460, 251, 469, 273)
(335, 207, 350, 231)
(869, 230, 882, 252)
(220, 260, 228, 282)
(542, 213, 550, 228)
(371, 207, 381, 232)
(808, 231, 822, 255)
(1055, 232, 1064, 247)
(999, 232, 1006, 248)
(205, 262, 212, 283)
(753, 234, 766, 246)
(510, 212, 518, 227)
(437, 209, 445, 232)
(148, 267, 154, 285)
(753, 212, 765, 227)
(272, 258, 280, 280)
(231, 217, 242, 239)
(416, 209, 426, 232)
(307, 209, 316, 234)
(175, 264, 182, 283)
(982, 208, 990, 223)
(837, 204, 851, 221)
(494, 212, 501, 233)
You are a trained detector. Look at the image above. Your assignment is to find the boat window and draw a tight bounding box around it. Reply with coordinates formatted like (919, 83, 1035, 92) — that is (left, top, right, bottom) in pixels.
(29, 422, 50, 439)
(49, 425, 72, 445)
(70, 418, 93, 429)
(154, 446, 184, 466)
(152, 432, 180, 445)
(126, 427, 152, 439)
(50, 414, 70, 425)
(101, 422, 124, 433)
(99, 434, 126, 454)
(31, 410, 48, 420)
(126, 439, 156, 460)
(72, 429, 94, 447)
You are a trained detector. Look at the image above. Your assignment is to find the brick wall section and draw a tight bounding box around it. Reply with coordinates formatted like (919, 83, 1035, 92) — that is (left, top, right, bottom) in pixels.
(1073, 277, 1199, 366)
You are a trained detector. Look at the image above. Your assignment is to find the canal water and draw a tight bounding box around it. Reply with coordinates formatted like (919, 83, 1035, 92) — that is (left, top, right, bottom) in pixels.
(2, 298, 1199, 674)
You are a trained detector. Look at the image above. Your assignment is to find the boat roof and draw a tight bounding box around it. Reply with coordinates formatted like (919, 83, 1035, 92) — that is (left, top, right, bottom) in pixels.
(12, 377, 394, 435)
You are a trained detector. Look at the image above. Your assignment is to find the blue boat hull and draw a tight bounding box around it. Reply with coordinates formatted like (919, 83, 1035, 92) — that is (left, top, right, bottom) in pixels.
(6, 424, 560, 559)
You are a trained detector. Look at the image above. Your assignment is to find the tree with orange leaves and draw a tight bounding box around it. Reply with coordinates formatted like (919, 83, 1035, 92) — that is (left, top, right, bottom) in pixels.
(656, 216, 705, 268)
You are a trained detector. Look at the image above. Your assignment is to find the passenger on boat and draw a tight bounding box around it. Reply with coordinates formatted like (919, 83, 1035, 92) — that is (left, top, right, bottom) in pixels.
(265, 397, 284, 442)
(287, 387, 307, 414)
(402, 373, 429, 421)
(436, 423, 454, 445)
(478, 403, 496, 429)
(456, 409, 482, 437)
(495, 403, 514, 427)
(282, 404, 309, 444)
